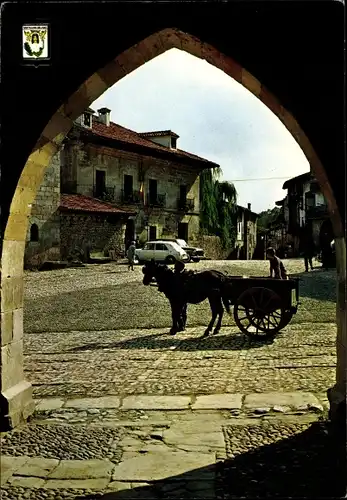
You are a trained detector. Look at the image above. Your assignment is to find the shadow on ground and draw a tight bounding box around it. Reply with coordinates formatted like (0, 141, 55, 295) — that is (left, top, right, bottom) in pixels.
(68, 332, 275, 353)
(75, 421, 345, 499)
(289, 268, 336, 303)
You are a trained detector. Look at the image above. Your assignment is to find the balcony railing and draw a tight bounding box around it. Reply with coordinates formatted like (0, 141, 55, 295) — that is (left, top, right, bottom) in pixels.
(306, 204, 328, 219)
(146, 193, 166, 208)
(93, 186, 115, 202)
(177, 197, 195, 212)
(121, 189, 142, 204)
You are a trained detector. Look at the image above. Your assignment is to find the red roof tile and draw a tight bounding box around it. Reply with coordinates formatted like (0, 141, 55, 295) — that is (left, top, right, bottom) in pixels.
(60, 194, 135, 215)
(82, 120, 218, 167)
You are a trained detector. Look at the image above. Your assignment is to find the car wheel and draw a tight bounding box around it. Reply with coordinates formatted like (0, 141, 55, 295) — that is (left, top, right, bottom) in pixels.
(165, 255, 176, 264)
(193, 258, 200, 263)
(185, 254, 191, 263)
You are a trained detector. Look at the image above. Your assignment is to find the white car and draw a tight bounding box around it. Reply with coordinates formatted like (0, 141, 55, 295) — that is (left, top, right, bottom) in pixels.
(135, 240, 189, 264)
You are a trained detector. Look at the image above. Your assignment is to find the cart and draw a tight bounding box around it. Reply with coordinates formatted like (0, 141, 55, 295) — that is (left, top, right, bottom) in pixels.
(226, 276, 300, 339)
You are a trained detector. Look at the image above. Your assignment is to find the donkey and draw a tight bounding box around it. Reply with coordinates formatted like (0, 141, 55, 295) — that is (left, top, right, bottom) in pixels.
(142, 261, 233, 336)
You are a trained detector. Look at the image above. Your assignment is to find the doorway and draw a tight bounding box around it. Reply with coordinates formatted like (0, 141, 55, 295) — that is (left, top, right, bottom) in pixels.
(178, 222, 189, 241)
(124, 174, 133, 202)
(95, 170, 106, 198)
(149, 225, 157, 241)
(149, 179, 158, 205)
(125, 219, 135, 249)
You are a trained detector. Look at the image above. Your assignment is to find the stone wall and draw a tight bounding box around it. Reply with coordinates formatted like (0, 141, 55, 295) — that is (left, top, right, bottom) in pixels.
(25, 151, 61, 268)
(60, 213, 126, 260)
(195, 235, 229, 260)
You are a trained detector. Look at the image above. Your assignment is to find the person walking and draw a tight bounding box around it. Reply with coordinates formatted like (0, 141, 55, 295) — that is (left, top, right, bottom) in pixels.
(266, 247, 288, 279)
(126, 240, 136, 271)
(301, 227, 315, 272)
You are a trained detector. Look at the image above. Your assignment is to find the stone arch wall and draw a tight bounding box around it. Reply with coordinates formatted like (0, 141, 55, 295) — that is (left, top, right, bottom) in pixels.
(1, 28, 345, 428)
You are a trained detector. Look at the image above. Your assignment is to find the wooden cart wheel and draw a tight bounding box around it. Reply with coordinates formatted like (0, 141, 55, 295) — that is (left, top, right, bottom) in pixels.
(234, 287, 284, 338)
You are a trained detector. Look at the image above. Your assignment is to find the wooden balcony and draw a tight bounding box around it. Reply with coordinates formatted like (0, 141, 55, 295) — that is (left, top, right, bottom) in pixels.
(93, 186, 115, 202)
(146, 193, 166, 208)
(306, 204, 329, 219)
(121, 189, 142, 204)
(177, 197, 195, 212)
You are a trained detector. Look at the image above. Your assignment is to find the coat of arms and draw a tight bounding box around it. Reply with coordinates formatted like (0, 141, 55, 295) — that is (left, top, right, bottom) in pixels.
(22, 24, 49, 59)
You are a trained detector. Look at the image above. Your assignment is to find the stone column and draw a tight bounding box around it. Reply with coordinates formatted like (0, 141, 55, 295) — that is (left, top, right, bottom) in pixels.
(1, 240, 35, 430)
(327, 236, 346, 425)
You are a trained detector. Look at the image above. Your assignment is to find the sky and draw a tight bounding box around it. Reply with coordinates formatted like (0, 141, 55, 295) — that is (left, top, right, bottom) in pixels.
(92, 48, 310, 214)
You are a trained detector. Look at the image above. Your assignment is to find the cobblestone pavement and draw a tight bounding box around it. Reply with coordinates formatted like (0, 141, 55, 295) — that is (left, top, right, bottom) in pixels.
(4, 259, 340, 498)
(1, 410, 345, 499)
(24, 259, 337, 400)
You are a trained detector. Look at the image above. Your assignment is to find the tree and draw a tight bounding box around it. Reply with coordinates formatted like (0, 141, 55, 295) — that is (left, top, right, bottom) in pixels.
(257, 206, 282, 231)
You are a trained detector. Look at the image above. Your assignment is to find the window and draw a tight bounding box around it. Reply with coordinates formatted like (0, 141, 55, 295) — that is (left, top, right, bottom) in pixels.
(95, 170, 106, 198)
(155, 243, 167, 251)
(83, 113, 91, 128)
(149, 179, 158, 205)
(144, 243, 155, 250)
(171, 137, 177, 149)
(179, 185, 187, 202)
(30, 223, 39, 242)
(237, 222, 242, 238)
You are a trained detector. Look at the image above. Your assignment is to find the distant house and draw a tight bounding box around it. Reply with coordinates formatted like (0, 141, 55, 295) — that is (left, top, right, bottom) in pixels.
(233, 203, 258, 260)
(25, 107, 219, 268)
(279, 172, 330, 256)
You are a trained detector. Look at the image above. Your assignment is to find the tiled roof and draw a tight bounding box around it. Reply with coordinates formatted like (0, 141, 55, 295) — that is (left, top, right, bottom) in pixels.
(81, 120, 218, 167)
(60, 194, 135, 215)
(282, 171, 311, 189)
(139, 130, 179, 138)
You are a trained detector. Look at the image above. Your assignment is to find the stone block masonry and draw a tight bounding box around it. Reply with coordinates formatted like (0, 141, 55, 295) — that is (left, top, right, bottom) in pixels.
(25, 151, 61, 268)
(60, 213, 125, 259)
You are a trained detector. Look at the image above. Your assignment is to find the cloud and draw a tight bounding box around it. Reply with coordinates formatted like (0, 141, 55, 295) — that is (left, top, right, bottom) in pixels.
(92, 48, 309, 213)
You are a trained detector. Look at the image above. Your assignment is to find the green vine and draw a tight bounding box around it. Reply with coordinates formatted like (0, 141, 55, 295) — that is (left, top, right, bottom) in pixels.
(200, 168, 237, 249)
(24, 41, 44, 58)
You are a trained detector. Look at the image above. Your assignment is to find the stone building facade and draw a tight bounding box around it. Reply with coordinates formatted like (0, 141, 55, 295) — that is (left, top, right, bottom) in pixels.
(25, 107, 218, 267)
(279, 172, 331, 256)
(233, 204, 258, 260)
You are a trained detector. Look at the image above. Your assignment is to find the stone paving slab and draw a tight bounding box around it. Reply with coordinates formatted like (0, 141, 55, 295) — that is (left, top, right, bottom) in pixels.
(43, 478, 110, 489)
(112, 450, 216, 481)
(8, 476, 46, 488)
(122, 395, 191, 410)
(17, 457, 59, 478)
(48, 459, 114, 479)
(243, 392, 321, 410)
(163, 427, 225, 451)
(0, 456, 30, 486)
(35, 398, 64, 411)
(64, 396, 121, 409)
(192, 394, 243, 410)
(108, 480, 132, 491)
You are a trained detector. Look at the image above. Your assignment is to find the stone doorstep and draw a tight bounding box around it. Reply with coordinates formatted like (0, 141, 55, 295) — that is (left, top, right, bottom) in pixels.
(34, 392, 327, 414)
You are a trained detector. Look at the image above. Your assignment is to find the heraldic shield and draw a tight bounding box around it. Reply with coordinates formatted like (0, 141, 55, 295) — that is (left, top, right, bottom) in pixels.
(22, 24, 49, 59)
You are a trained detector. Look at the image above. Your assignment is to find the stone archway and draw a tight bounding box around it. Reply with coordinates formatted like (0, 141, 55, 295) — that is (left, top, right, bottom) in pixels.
(1, 27, 345, 428)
